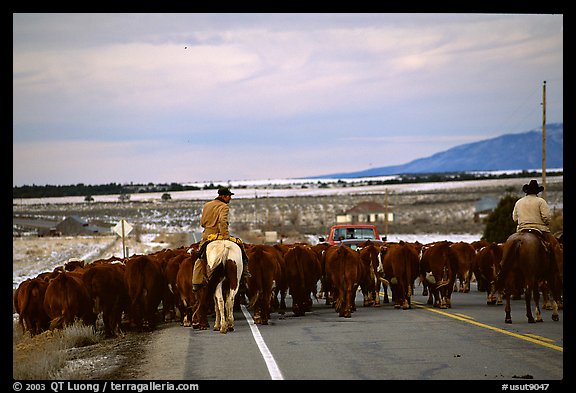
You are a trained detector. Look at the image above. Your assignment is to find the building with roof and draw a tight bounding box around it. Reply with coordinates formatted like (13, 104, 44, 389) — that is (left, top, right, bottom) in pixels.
(336, 201, 393, 224)
(55, 215, 111, 235)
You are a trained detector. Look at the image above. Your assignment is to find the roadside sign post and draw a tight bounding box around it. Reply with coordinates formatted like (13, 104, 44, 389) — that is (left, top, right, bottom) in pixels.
(113, 219, 133, 258)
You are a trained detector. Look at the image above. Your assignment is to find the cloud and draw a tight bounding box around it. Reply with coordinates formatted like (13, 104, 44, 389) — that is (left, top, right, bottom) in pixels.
(12, 13, 563, 186)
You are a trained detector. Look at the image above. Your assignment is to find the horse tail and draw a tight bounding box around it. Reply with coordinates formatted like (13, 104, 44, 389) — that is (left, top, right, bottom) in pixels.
(495, 237, 521, 292)
(211, 241, 230, 269)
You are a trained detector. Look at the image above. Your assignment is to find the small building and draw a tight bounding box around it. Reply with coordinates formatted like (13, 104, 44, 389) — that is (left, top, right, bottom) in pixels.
(336, 201, 393, 224)
(13, 218, 60, 236)
(55, 215, 111, 236)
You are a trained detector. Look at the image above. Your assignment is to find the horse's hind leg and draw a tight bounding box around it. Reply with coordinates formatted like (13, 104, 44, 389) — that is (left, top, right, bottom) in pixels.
(226, 291, 236, 332)
(549, 281, 561, 321)
(533, 286, 543, 322)
(551, 300, 559, 321)
(214, 286, 225, 332)
(525, 286, 536, 323)
(504, 292, 512, 324)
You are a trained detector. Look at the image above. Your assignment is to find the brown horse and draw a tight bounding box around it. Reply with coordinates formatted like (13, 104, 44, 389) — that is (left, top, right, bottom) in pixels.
(495, 231, 562, 324)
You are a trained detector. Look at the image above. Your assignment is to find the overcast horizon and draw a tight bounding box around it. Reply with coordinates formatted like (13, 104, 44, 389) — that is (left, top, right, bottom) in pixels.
(13, 13, 563, 187)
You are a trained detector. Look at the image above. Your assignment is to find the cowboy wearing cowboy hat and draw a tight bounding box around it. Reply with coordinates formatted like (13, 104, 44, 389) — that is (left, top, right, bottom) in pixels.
(512, 179, 559, 259)
(513, 179, 551, 234)
(191, 187, 250, 291)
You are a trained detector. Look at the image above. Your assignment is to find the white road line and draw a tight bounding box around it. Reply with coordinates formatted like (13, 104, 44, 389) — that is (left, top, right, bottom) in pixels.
(240, 305, 284, 380)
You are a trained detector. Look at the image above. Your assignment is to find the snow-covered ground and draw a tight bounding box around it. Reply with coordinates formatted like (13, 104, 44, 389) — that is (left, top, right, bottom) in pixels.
(13, 232, 481, 290)
(12, 174, 563, 205)
(12, 234, 170, 289)
(13, 173, 561, 289)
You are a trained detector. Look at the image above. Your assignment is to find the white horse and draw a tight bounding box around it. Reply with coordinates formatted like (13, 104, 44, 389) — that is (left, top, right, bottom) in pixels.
(205, 240, 243, 333)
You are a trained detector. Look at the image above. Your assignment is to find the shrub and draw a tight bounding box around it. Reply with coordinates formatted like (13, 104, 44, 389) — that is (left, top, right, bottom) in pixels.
(482, 195, 518, 243)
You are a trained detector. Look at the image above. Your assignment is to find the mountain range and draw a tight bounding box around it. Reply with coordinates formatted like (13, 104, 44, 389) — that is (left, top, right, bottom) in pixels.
(317, 123, 563, 178)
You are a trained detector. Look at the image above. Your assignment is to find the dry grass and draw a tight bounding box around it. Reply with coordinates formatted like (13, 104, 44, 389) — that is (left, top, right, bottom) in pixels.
(13, 320, 102, 380)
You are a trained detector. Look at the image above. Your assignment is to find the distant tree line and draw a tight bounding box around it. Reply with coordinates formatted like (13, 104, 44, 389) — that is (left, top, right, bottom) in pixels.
(12, 170, 561, 199)
(13, 182, 205, 199)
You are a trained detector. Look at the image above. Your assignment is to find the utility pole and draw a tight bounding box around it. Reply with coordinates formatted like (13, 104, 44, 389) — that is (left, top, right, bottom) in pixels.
(384, 189, 389, 241)
(542, 80, 547, 201)
(254, 191, 258, 225)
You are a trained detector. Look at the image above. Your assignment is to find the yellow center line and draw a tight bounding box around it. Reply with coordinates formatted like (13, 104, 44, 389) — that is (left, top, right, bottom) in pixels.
(524, 333, 556, 343)
(412, 301, 563, 352)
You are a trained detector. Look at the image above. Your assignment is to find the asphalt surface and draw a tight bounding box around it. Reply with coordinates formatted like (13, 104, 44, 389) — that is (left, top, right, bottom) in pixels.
(139, 283, 564, 384)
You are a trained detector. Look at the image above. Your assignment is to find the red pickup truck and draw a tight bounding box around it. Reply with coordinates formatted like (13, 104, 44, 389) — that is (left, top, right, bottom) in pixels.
(324, 224, 383, 248)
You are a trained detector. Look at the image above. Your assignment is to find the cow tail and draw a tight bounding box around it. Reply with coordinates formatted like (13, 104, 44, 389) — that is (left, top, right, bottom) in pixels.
(402, 247, 413, 297)
(296, 248, 307, 292)
(83, 270, 100, 314)
(248, 290, 259, 309)
(130, 262, 146, 311)
(18, 283, 33, 331)
(56, 274, 72, 328)
(19, 284, 31, 320)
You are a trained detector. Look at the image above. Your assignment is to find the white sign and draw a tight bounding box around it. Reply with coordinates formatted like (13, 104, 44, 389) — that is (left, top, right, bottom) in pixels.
(113, 219, 133, 237)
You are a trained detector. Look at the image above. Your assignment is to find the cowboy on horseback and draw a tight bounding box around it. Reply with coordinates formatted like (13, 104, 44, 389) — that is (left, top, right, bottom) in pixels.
(493, 179, 563, 323)
(192, 187, 250, 291)
(512, 179, 559, 260)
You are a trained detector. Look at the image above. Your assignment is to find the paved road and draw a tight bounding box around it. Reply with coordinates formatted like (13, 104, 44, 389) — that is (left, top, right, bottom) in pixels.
(141, 283, 563, 383)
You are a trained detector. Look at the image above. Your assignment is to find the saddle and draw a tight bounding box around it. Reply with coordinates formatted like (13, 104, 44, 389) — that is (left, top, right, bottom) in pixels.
(198, 234, 248, 264)
(519, 228, 543, 236)
(205, 233, 244, 245)
(519, 228, 552, 255)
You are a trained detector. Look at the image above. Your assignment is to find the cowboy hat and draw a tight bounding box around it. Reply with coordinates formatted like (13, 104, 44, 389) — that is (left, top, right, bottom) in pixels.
(217, 187, 234, 196)
(522, 179, 544, 195)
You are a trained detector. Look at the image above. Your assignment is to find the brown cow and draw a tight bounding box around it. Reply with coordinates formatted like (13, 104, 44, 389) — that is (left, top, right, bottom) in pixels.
(82, 261, 129, 337)
(175, 255, 201, 328)
(244, 244, 283, 325)
(162, 249, 191, 322)
(471, 239, 491, 252)
(379, 241, 420, 310)
(473, 242, 503, 305)
(14, 277, 50, 336)
(324, 245, 363, 318)
(542, 242, 563, 310)
(310, 242, 331, 302)
(149, 247, 190, 322)
(450, 241, 477, 293)
(272, 243, 292, 313)
(43, 270, 97, 330)
(284, 244, 321, 317)
(419, 241, 459, 309)
(124, 254, 166, 331)
(357, 240, 381, 307)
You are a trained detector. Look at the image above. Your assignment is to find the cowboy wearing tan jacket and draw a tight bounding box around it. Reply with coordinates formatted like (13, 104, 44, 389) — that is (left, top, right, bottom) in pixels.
(200, 189, 232, 242)
(512, 179, 559, 259)
(192, 187, 250, 291)
(513, 179, 552, 235)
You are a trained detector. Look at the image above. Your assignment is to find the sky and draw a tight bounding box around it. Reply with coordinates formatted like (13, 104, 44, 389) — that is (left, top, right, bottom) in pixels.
(12, 13, 563, 187)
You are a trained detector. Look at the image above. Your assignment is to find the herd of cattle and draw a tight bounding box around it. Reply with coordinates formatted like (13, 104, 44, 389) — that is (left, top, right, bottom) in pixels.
(14, 236, 564, 338)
